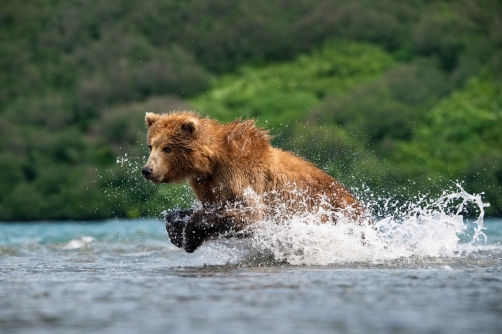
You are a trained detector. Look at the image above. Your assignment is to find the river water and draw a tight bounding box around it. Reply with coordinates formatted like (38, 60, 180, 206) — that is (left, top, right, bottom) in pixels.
(1, 188, 502, 334)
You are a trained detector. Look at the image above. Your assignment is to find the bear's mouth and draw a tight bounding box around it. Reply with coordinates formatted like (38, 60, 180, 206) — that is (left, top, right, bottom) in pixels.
(150, 175, 174, 184)
(149, 176, 165, 183)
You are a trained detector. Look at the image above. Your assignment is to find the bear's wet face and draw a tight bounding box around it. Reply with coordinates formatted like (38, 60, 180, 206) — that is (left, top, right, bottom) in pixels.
(142, 112, 203, 184)
(142, 136, 186, 183)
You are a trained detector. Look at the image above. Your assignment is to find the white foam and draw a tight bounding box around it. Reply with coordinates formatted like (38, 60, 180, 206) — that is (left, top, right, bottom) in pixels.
(62, 236, 95, 250)
(245, 183, 488, 265)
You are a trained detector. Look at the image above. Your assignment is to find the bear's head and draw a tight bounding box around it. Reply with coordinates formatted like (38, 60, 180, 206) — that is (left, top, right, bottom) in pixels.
(142, 112, 213, 183)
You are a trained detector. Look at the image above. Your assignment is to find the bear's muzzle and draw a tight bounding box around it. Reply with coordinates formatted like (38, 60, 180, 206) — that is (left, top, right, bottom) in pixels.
(141, 166, 153, 179)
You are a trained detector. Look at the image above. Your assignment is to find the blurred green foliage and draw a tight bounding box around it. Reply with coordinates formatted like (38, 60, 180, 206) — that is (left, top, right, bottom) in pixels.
(190, 42, 394, 127)
(394, 76, 502, 213)
(0, 0, 501, 220)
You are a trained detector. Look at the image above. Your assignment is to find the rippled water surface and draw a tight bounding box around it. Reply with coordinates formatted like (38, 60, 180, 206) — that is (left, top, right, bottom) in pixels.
(1, 216, 501, 334)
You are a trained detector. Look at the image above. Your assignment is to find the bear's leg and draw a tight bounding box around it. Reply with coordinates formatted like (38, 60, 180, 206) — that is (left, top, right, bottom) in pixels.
(163, 209, 194, 248)
(183, 211, 234, 253)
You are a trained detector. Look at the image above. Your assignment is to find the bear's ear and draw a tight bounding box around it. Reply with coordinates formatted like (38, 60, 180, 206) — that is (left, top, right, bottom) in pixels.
(180, 120, 198, 137)
(145, 112, 161, 128)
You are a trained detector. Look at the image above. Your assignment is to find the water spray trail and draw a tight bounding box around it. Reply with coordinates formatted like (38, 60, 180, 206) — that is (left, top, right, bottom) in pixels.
(248, 183, 489, 265)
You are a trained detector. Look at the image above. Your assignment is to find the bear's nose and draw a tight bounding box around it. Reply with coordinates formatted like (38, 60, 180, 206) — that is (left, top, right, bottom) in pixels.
(141, 166, 153, 178)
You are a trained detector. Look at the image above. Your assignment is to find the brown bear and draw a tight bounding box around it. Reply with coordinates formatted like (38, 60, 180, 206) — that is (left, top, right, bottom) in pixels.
(142, 111, 366, 252)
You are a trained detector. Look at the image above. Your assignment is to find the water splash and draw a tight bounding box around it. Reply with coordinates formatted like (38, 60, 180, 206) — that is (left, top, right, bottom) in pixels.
(246, 183, 488, 265)
(62, 236, 95, 250)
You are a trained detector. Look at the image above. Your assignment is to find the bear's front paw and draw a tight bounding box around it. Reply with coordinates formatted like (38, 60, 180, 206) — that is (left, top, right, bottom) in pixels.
(182, 213, 235, 253)
(163, 209, 193, 248)
(183, 222, 206, 253)
(165, 219, 186, 248)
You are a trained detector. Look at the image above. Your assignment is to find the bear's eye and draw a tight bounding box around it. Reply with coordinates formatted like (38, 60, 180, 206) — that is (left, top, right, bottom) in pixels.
(163, 146, 172, 154)
(148, 145, 152, 152)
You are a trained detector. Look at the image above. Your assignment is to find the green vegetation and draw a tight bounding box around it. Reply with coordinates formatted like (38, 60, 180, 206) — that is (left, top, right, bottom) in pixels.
(190, 42, 394, 127)
(0, 0, 501, 220)
(395, 76, 502, 212)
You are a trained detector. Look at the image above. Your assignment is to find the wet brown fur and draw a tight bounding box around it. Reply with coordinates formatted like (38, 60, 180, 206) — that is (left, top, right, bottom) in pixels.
(144, 111, 365, 231)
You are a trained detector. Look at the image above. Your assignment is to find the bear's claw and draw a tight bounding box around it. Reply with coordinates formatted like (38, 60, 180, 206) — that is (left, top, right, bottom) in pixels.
(163, 209, 193, 248)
